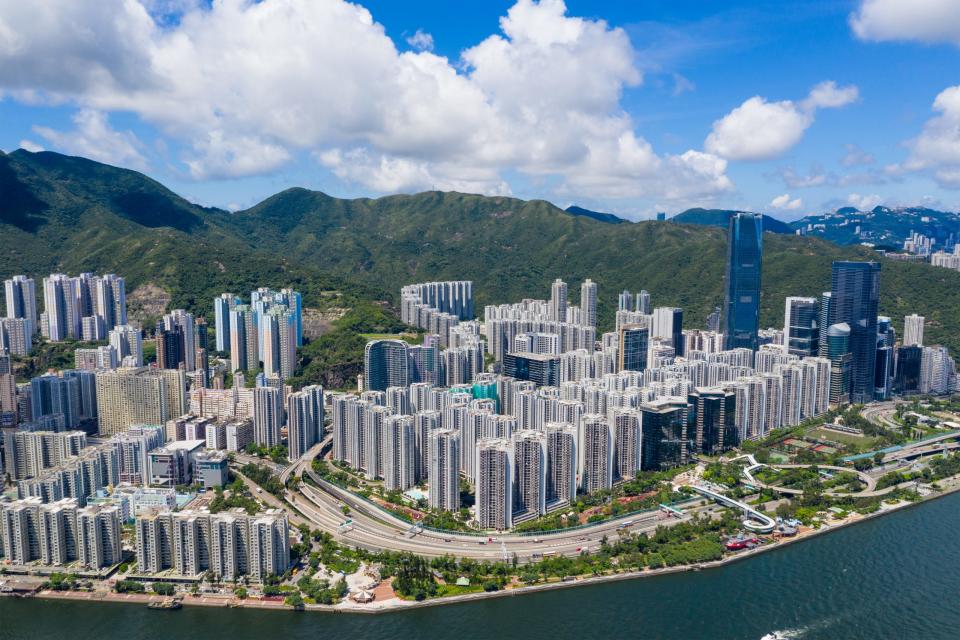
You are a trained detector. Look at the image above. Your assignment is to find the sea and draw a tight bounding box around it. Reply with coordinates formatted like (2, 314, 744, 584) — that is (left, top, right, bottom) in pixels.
(3, 491, 960, 640)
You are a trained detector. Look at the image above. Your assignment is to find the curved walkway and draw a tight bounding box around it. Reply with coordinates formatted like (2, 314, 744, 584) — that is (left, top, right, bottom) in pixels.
(733, 454, 896, 498)
(687, 485, 775, 533)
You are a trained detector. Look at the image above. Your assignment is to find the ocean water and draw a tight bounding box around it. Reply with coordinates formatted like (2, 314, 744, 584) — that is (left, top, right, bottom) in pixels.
(3, 492, 960, 640)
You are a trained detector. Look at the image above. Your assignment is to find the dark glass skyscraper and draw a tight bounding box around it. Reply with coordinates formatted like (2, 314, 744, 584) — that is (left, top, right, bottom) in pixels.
(722, 212, 763, 351)
(829, 261, 881, 404)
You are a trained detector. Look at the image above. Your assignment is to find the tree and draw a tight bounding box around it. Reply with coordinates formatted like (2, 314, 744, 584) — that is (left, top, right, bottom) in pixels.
(151, 582, 176, 596)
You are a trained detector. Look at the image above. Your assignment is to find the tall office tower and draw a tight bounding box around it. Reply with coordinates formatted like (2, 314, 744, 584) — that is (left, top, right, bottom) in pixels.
(618, 324, 649, 372)
(826, 323, 853, 404)
(109, 324, 142, 367)
(476, 438, 513, 531)
(30, 374, 82, 428)
(229, 305, 258, 373)
(287, 385, 323, 460)
(383, 415, 416, 491)
(162, 310, 196, 372)
(637, 290, 651, 314)
(512, 430, 547, 518)
(42, 274, 79, 341)
(155, 320, 184, 370)
(874, 316, 895, 401)
(580, 279, 598, 328)
(640, 399, 690, 471)
(904, 314, 925, 347)
(829, 261, 881, 403)
(95, 274, 126, 330)
(580, 414, 613, 493)
(550, 278, 568, 322)
(214, 293, 240, 353)
(545, 423, 576, 506)
(652, 307, 684, 357)
(817, 292, 832, 355)
(95, 368, 187, 436)
(253, 386, 283, 447)
(895, 344, 923, 394)
(4, 275, 37, 338)
(428, 428, 460, 512)
(688, 387, 738, 454)
(722, 212, 763, 351)
(262, 306, 297, 380)
(364, 339, 410, 392)
(0, 317, 31, 355)
(618, 290, 634, 312)
(612, 410, 641, 482)
(784, 297, 820, 357)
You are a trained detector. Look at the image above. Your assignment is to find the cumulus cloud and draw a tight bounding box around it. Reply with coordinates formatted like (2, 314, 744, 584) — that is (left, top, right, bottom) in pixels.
(770, 193, 802, 210)
(0, 0, 733, 202)
(705, 81, 859, 161)
(32, 109, 147, 169)
(850, 0, 960, 45)
(894, 86, 960, 188)
(847, 193, 883, 210)
(406, 29, 434, 51)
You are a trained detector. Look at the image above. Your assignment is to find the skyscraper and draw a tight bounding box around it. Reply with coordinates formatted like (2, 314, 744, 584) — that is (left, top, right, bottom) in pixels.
(476, 438, 513, 530)
(214, 293, 240, 353)
(550, 278, 568, 323)
(652, 307, 684, 357)
(826, 323, 853, 404)
(580, 414, 613, 493)
(4, 275, 37, 338)
(904, 314, 924, 347)
(109, 324, 142, 367)
(364, 339, 410, 391)
(829, 261, 881, 403)
(253, 386, 283, 447)
(784, 297, 820, 357)
(545, 423, 576, 506)
(722, 212, 763, 351)
(428, 429, 460, 512)
(618, 324, 649, 372)
(42, 274, 79, 341)
(512, 430, 547, 519)
(229, 304, 258, 373)
(287, 385, 323, 460)
(580, 279, 597, 328)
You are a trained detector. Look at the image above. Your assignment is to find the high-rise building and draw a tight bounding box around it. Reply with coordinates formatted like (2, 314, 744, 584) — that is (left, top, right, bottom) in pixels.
(545, 423, 576, 506)
(826, 323, 853, 404)
(476, 438, 513, 530)
(229, 304, 258, 373)
(41, 274, 79, 341)
(904, 314, 924, 347)
(162, 310, 196, 372)
(580, 414, 612, 493)
(4, 275, 37, 339)
(30, 374, 82, 428)
(428, 428, 460, 512)
(640, 399, 690, 471)
(612, 410, 640, 482)
(253, 386, 283, 447)
(262, 305, 297, 380)
(688, 387, 738, 455)
(214, 293, 240, 353)
(829, 261, 881, 403)
(637, 290, 651, 314)
(550, 278, 568, 323)
(895, 345, 923, 395)
(383, 415, 416, 491)
(618, 290, 634, 312)
(286, 385, 323, 460)
(503, 352, 560, 387)
(0, 317, 31, 356)
(155, 321, 185, 370)
(722, 212, 763, 351)
(784, 297, 820, 357)
(512, 430, 547, 519)
(652, 307, 684, 357)
(364, 339, 410, 392)
(95, 368, 187, 436)
(817, 292, 833, 355)
(95, 274, 126, 331)
(580, 279, 598, 328)
(109, 324, 142, 367)
(618, 324, 649, 372)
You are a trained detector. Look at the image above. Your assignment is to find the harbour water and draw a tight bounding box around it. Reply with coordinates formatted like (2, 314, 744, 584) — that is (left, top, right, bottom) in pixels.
(3, 492, 960, 640)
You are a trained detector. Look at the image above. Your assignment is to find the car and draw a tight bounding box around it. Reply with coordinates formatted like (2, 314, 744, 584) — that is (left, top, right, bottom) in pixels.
(575, 547, 582, 552)
(478, 541, 486, 545)
(443, 537, 452, 542)
(488, 537, 493, 542)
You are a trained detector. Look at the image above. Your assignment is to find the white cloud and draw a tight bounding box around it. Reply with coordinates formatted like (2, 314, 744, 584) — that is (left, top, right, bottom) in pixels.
(406, 29, 434, 51)
(847, 193, 883, 210)
(779, 166, 828, 188)
(850, 0, 960, 45)
(18, 139, 44, 152)
(841, 143, 874, 167)
(894, 86, 960, 188)
(770, 193, 802, 210)
(32, 109, 147, 169)
(0, 0, 732, 203)
(705, 81, 859, 161)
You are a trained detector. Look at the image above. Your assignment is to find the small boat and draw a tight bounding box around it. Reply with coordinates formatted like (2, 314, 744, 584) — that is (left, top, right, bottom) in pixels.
(147, 598, 182, 610)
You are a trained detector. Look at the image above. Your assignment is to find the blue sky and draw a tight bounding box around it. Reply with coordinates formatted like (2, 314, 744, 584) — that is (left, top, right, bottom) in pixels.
(0, 0, 958, 219)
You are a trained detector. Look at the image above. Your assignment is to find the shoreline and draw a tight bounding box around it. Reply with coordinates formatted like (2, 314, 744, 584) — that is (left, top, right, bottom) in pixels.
(21, 477, 960, 615)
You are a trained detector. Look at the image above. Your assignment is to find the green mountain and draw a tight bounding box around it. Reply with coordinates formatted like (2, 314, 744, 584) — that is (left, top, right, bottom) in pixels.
(671, 208, 794, 234)
(564, 205, 629, 224)
(2, 150, 960, 357)
(789, 206, 960, 247)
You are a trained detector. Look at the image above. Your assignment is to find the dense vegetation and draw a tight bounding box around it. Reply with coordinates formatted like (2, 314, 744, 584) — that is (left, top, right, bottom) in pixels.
(3, 150, 960, 353)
